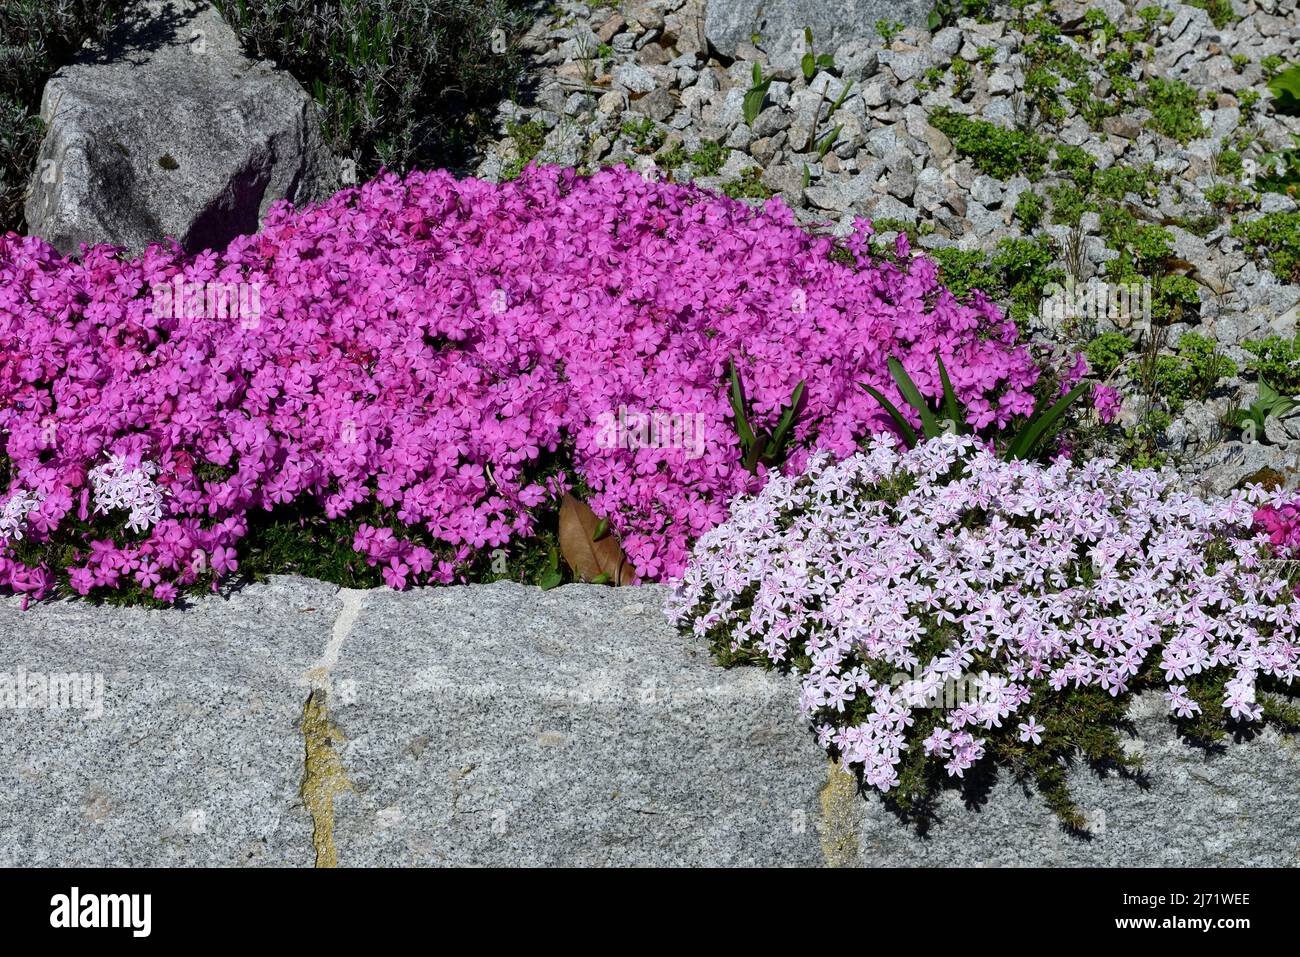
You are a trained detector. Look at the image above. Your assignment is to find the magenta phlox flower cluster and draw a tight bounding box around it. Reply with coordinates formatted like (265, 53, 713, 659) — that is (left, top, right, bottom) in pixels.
(1255, 500, 1300, 556)
(669, 434, 1300, 791)
(1, 165, 1043, 601)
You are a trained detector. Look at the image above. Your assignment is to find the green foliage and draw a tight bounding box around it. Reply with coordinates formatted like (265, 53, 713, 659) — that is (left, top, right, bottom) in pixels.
(215, 0, 531, 179)
(800, 27, 834, 82)
(1047, 183, 1091, 226)
(1243, 335, 1300, 394)
(689, 139, 727, 176)
(930, 237, 1062, 328)
(619, 116, 664, 154)
(727, 360, 806, 473)
(1231, 212, 1300, 283)
(1257, 134, 1300, 197)
(926, 0, 990, 32)
(1203, 181, 1256, 211)
(655, 142, 687, 169)
(875, 18, 903, 44)
(1093, 163, 1153, 200)
(1085, 332, 1133, 380)
(859, 354, 1088, 462)
(1013, 189, 1045, 230)
(720, 166, 774, 200)
(501, 117, 546, 179)
(742, 61, 772, 126)
(928, 108, 1050, 180)
(1230, 379, 1298, 442)
(1185, 0, 1237, 29)
(0, 0, 127, 233)
(1145, 334, 1236, 412)
(1268, 63, 1300, 115)
(1144, 77, 1206, 143)
(1215, 148, 1243, 178)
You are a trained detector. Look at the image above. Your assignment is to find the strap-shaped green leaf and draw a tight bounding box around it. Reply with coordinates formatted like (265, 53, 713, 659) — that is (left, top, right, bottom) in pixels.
(887, 357, 941, 439)
(859, 381, 918, 449)
(935, 354, 966, 433)
(728, 359, 756, 448)
(766, 380, 806, 459)
(1005, 382, 1089, 460)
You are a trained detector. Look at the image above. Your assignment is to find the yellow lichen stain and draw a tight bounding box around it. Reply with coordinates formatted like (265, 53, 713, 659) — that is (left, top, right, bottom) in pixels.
(818, 759, 860, 868)
(300, 688, 353, 868)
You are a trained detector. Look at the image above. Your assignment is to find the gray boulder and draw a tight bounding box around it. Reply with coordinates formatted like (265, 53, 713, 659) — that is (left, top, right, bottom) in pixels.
(25, 0, 335, 258)
(704, 0, 932, 61)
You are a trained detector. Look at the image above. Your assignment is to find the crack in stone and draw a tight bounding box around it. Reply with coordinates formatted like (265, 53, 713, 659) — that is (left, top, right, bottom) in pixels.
(300, 688, 352, 868)
(298, 588, 367, 867)
(818, 759, 860, 868)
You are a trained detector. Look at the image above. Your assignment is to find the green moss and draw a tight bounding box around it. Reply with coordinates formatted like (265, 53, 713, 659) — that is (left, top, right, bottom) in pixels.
(689, 139, 727, 176)
(1085, 332, 1133, 380)
(1243, 335, 1300, 394)
(928, 108, 1050, 180)
(300, 689, 353, 868)
(720, 166, 774, 200)
(1013, 189, 1045, 230)
(1145, 77, 1206, 144)
(1231, 212, 1300, 284)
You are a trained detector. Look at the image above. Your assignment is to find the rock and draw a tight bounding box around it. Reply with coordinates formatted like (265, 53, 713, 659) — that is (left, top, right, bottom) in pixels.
(666, 0, 709, 59)
(749, 135, 781, 165)
(597, 13, 626, 43)
(0, 576, 334, 866)
(1101, 114, 1143, 140)
(913, 166, 947, 213)
(704, 0, 932, 61)
(786, 89, 823, 152)
(1260, 192, 1299, 214)
(863, 193, 917, 223)
(613, 61, 658, 94)
(879, 50, 925, 84)
(1197, 441, 1298, 495)
(858, 77, 890, 108)
(761, 163, 804, 199)
(599, 90, 627, 115)
(725, 123, 754, 149)
(931, 26, 963, 58)
(631, 88, 677, 122)
(970, 174, 1004, 208)
(885, 154, 916, 200)
(24, 0, 334, 258)
(718, 149, 758, 180)
(752, 106, 790, 138)
(987, 68, 1017, 95)
(4, 579, 1298, 866)
(837, 43, 879, 83)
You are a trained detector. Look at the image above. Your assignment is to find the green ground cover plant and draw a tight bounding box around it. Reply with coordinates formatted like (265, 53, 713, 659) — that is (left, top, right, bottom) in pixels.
(0, 0, 127, 233)
(214, 0, 532, 177)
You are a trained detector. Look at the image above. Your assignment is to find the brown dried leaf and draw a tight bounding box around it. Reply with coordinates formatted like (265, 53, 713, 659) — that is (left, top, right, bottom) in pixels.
(558, 494, 637, 585)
